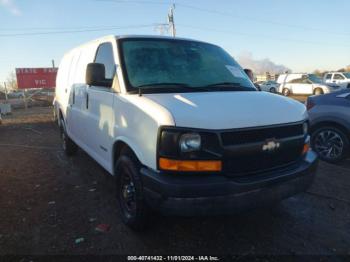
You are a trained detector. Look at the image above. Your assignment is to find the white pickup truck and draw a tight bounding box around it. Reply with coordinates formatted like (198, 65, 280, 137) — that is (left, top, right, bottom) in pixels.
(54, 35, 318, 229)
(324, 72, 350, 89)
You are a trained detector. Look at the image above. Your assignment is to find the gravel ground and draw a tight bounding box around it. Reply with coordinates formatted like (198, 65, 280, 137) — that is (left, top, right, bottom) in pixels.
(0, 106, 349, 257)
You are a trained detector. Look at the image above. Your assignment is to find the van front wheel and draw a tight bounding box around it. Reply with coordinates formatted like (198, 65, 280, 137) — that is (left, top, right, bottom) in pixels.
(115, 149, 151, 230)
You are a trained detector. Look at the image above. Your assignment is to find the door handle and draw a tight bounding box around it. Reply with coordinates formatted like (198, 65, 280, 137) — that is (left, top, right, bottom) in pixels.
(86, 92, 89, 109)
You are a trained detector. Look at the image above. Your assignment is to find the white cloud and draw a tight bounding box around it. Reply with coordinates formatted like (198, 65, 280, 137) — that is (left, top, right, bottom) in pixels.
(0, 0, 21, 16)
(237, 52, 290, 75)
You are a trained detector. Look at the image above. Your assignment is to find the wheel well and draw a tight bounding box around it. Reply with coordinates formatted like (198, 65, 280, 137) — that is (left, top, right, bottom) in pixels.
(311, 121, 350, 137)
(59, 109, 63, 120)
(57, 109, 64, 127)
(113, 141, 140, 174)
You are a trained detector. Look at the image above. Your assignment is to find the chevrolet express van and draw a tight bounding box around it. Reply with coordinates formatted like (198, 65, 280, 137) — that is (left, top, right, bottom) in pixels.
(54, 35, 318, 229)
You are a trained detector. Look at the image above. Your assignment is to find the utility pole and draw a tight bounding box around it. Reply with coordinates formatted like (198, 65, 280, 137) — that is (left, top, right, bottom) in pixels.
(168, 3, 176, 37)
(4, 82, 8, 101)
(52, 59, 55, 68)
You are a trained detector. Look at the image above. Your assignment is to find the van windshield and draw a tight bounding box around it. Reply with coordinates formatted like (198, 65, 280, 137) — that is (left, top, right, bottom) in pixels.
(119, 38, 256, 93)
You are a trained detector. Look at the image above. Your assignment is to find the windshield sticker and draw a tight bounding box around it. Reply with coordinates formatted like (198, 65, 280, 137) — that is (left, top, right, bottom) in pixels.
(225, 65, 245, 78)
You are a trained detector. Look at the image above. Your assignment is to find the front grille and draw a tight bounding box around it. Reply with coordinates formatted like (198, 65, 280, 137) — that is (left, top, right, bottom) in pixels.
(220, 123, 305, 176)
(221, 123, 303, 146)
(223, 144, 303, 175)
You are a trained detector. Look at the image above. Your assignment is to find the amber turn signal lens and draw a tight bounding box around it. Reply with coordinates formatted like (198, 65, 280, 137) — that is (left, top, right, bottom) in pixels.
(159, 158, 222, 172)
(302, 143, 310, 155)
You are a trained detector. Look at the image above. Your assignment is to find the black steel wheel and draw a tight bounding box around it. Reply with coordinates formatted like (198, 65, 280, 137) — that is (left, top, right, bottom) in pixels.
(269, 87, 277, 93)
(115, 148, 151, 230)
(311, 126, 349, 163)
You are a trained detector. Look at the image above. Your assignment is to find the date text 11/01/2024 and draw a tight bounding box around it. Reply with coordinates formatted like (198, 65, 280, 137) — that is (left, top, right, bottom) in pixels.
(127, 256, 220, 261)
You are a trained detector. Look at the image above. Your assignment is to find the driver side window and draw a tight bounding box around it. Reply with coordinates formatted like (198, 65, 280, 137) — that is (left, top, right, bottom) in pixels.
(94, 42, 116, 81)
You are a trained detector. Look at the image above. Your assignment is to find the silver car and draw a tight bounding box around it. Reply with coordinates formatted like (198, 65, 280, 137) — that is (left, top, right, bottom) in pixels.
(256, 80, 279, 93)
(307, 90, 350, 163)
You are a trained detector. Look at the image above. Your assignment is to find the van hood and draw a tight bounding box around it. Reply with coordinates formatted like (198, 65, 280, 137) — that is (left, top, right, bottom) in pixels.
(144, 91, 307, 130)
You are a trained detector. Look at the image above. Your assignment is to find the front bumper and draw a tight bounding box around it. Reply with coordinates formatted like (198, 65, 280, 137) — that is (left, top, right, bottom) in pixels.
(141, 151, 318, 216)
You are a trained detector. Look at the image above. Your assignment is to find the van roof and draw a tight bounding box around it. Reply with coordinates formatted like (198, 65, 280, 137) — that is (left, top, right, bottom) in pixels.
(61, 35, 216, 63)
(72, 35, 212, 50)
(116, 35, 208, 43)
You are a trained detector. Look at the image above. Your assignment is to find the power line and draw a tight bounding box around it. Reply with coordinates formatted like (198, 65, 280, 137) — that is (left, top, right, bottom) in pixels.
(1, 1, 347, 37)
(0, 24, 157, 37)
(177, 24, 350, 47)
(93, 0, 350, 37)
(94, 0, 171, 5)
(0, 25, 142, 31)
(176, 3, 350, 37)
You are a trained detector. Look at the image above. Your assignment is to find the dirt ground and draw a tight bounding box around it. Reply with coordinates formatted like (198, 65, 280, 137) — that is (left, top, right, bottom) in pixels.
(0, 106, 350, 257)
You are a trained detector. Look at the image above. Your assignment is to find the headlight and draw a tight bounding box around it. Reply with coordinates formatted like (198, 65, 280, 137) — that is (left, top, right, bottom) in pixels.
(303, 122, 308, 135)
(179, 133, 201, 152)
(157, 128, 222, 171)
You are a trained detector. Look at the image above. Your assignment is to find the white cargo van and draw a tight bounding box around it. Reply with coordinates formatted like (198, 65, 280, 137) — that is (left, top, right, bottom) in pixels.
(55, 35, 318, 229)
(277, 73, 340, 96)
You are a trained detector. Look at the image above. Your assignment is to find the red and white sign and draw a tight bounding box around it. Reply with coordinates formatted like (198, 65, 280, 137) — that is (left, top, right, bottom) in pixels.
(16, 68, 58, 89)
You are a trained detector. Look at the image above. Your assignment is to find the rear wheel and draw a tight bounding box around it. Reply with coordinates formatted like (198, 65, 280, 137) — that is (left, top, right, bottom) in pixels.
(311, 126, 349, 163)
(269, 87, 277, 93)
(313, 88, 324, 95)
(115, 148, 151, 230)
(60, 118, 78, 156)
(282, 88, 290, 96)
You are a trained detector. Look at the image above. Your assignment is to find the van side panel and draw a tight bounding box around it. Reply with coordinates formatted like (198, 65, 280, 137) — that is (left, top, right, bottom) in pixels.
(112, 94, 175, 173)
(56, 52, 74, 118)
(66, 43, 98, 144)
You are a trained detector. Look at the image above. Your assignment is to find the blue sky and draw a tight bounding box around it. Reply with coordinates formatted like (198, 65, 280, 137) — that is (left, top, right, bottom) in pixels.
(0, 0, 349, 83)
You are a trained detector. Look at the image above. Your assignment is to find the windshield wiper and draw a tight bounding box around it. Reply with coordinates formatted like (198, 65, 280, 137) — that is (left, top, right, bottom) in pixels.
(136, 82, 190, 88)
(135, 82, 211, 95)
(202, 82, 254, 91)
(204, 82, 243, 87)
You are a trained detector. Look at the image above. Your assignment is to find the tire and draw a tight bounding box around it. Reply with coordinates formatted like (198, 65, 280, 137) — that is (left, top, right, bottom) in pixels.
(311, 126, 349, 163)
(53, 108, 57, 123)
(115, 148, 151, 230)
(269, 87, 276, 93)
(282, 88, 290, 96)
(60, 118, 78, 156)
(347, 83, 350, 89)
(313, 88, 324, 95)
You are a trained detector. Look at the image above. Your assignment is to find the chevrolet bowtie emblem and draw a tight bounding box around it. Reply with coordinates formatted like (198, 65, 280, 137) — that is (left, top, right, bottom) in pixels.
(262, 139, 280, 152)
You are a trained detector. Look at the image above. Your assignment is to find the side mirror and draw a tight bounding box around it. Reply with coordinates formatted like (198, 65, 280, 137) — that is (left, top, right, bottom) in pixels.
(86, 63, 112, 87)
